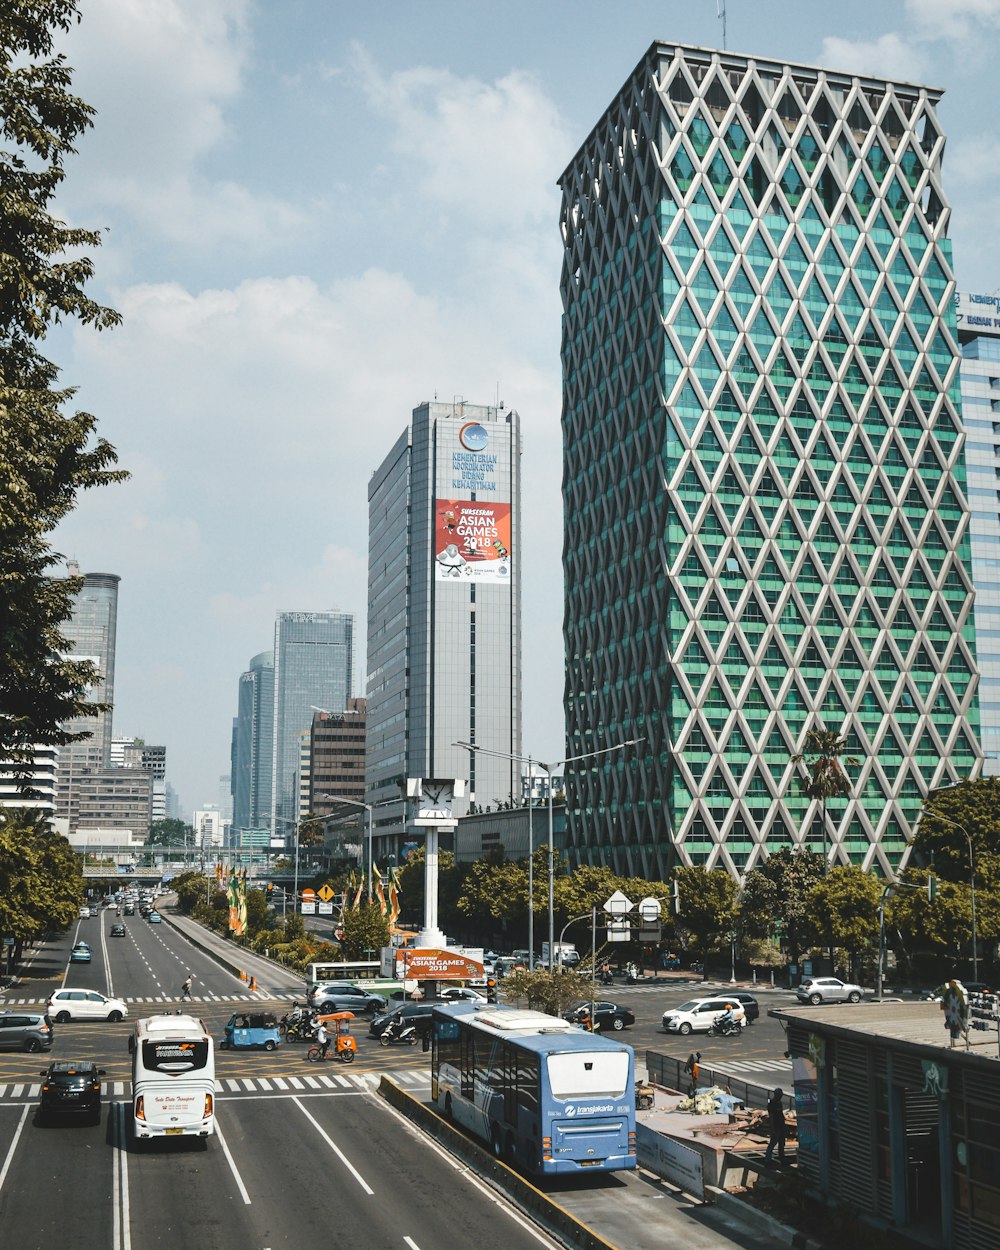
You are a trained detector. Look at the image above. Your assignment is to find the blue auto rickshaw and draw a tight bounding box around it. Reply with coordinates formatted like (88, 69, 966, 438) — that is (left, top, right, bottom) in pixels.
(221, 1011, 282, 1051)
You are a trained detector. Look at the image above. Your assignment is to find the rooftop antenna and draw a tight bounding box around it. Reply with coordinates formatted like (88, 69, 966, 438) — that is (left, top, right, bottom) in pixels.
(717, 0, 727, 50)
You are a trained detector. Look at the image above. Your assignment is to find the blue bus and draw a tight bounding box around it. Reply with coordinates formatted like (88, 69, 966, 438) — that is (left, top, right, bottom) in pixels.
(431, 1001, 636, 1177)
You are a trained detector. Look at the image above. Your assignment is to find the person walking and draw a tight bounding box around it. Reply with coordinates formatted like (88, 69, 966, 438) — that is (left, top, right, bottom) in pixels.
(765, 1087, 787, 1165)
(181, 974, 193, 1000)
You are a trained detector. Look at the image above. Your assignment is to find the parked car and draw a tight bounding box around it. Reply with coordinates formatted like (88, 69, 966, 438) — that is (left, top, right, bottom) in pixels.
(47, 990, 128, 1023)
(438, 987, 487, 1004)
(563, 1000, 635, 1031)
(729, 992, 760, 1023)
(70, 942, 91, 963)
(308, 983, 385, 1016)
(661, 996, 749, 1035)
(38, 1061, 105, 1124)
(369, 1002, 435, 1041)
(0, 1011, 53, 1052)
(795, 977, 866, 1005)
(110, 923, 126, 938)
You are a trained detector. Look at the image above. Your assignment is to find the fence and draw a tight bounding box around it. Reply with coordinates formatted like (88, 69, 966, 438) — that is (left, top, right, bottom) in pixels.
(645, 1050, 792, 1114)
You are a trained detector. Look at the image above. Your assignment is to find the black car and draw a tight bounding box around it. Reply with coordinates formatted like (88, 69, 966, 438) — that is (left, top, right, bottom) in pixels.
(562, 1001, 635, 1031)
(38, 1061, 105, 1124)
(368, 1002, 435, 1041)
(110, 923, 126, 937)
(730, 992, 760, 1023)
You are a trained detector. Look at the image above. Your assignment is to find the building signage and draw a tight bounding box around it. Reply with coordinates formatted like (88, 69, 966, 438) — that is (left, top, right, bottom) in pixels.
(955, 291, 1000, 332)
(434, 499, 512, 582)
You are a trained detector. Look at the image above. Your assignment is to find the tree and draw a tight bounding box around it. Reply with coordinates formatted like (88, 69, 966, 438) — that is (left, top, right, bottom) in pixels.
(338, 902, 390, 960)
(502, 967, 592, 1016)
(807, 866, 882, 974)
(740, 848, 824, 961)
(146, 819, 193, 849)
(0, 1, 123, 776)
(911, 778, 1000, 887)
(789, 729, 860, 870)
(674, 867, 738, 955)
(0, 809, 82, 949)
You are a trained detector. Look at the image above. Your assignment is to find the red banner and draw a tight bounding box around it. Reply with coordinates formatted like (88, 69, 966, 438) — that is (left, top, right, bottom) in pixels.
(434, 500, 512, 583)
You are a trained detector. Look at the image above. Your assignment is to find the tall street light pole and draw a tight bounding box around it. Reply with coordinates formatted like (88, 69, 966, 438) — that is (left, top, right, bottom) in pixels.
(930, 810, 978, 983)
(316, 794, 374, 902)
(458, 738, 644, 969)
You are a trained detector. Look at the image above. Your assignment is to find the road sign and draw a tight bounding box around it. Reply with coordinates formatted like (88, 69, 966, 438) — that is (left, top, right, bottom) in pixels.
(317, 884, 335, 903)
(301, 887, 316, 900)
(604, 890, 632, 916)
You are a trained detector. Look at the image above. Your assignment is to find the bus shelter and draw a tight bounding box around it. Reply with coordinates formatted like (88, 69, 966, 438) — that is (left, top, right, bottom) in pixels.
(771, 1000, 1000, 1250)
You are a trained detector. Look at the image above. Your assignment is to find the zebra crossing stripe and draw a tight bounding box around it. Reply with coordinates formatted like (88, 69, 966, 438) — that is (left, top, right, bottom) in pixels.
(273, 1077, 289, 1090)
(226, 1079, 241, 1092)
(257, 1078, 272, 1090)
(318, 1075, 335, 1088)
(288, 1076, 304, 1089)
(114, 1082, 125, 1096)
(11, 1085, 25, 1098)
(304, 1076, 321, 1089)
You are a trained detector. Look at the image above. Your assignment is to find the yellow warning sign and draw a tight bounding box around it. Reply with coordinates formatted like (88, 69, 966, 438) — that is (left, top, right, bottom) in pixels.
(317, 883, 335, 903)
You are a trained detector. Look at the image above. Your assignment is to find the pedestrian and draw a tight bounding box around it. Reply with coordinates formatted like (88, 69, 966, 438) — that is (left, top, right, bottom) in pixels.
(683, 1051, 696, 1094)
(181, 974, 193, 1000)
(765, 1087, 787, 1165)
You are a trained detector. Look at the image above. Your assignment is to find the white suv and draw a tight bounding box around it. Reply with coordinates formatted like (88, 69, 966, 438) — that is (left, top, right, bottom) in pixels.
(795, 977, 865, 1005)
(661, 996, 748, 1034)
(48, 990, 128, 1022)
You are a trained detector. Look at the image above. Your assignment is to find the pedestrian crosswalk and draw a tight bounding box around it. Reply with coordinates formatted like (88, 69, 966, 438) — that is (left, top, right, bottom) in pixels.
(0, 1067, 430, 1104)
(708, 1058, 792, 1074)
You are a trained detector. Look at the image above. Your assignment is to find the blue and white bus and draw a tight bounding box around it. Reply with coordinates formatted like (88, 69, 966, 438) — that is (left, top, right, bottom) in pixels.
(431, 1002, 636, 1177)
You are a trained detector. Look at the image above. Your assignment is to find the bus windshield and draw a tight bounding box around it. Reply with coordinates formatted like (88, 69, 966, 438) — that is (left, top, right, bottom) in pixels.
(141, 1039, 210, 1074)
(547, 1051, 630, 1100)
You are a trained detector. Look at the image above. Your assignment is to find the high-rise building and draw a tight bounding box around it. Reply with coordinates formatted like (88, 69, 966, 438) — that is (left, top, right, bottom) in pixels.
(0, 745, 57, 817)
(307, 698, 367, 818)
(367, 400, 522, 856)
(270, 613, 354, 834)
(559, 42, 982, 879)
(110, 737, 167, 823)
(193, 805, 226, 849)
(957, 291, 1000, 775)
(54, 565, 120, 817)
(231, 650, 274, 834)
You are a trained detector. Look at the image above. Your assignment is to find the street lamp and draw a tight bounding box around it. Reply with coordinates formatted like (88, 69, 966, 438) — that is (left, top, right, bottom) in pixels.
(927, 809, 978, 983)
(456, 738, 644, 967)
(316, 794, 373, 903)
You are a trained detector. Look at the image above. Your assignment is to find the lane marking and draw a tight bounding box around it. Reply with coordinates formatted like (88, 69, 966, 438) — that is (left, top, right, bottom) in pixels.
(0, 1103, 28, 1195)
(214, 1117, 252, 1205)
(404, 1239, 421, 1250)
(293, 1097, 374, 1194)
(100, 913, 115, 999)
(113, 1102, 132, 1250)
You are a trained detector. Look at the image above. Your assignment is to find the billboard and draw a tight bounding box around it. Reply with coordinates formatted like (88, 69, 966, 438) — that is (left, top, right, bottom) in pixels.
(434, 499, 511, 583)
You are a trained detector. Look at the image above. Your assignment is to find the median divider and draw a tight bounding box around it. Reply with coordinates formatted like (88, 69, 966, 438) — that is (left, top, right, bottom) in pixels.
(378, 1076, 618, 1250)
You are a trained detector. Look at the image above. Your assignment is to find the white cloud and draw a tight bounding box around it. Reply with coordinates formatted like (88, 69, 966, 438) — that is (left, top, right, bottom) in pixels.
(818, 33, 929, 83)
(906, 0, 1000, 41)
(351, 45, 571, 234)
(947, 133, 1000, 183)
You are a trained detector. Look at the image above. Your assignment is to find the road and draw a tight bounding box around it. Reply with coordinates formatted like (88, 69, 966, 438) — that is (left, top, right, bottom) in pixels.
(0, 909, 796, 1249)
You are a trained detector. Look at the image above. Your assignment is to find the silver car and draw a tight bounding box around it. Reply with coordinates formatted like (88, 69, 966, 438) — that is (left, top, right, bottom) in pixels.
(796, 977, 865, 1005)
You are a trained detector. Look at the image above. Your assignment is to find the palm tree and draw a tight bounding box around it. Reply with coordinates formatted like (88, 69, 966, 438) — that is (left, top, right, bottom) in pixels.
(790, 729, 860, 875)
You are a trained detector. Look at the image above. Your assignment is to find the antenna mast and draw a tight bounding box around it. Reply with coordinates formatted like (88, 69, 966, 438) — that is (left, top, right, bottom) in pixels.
(717, 0, 728, 50)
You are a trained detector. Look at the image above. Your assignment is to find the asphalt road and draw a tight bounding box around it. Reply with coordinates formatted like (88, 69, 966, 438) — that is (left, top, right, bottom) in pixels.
(0, 912, 798, 1250)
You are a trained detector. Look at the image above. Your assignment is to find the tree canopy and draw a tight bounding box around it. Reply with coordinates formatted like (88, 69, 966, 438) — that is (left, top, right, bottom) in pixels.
(740, 848, 824, 960)
(0, 808, 82, 941)
(0, 0, 123, 774)
(911, 778, 1000, 886)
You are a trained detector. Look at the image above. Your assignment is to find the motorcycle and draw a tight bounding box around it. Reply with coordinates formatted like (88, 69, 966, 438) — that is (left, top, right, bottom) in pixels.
(378, 1015, 418, 1046)
(709, 1015, 742, 1037)
(279, 1009, 316, 1043)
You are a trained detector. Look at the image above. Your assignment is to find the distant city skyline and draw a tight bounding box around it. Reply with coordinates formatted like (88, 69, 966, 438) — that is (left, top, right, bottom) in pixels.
(48, 2, 1000, 810)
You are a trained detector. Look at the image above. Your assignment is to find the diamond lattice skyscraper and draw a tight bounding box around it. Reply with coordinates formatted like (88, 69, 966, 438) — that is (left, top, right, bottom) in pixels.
(559, 42, 982, 880)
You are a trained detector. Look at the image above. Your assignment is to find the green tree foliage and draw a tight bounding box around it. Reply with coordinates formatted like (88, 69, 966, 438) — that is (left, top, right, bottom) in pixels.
(807, 865, 882, 953)
(172, 870, 210, 914)
(740, 849, 824, 960)
(502, 967, 592, 1016)
(674, 866, 738, 954)
(0, 2, 124, 773)
(911, 778, 1000, 886)
(146, 819, 193, 849)
(0, 808, 82, 940)
(395, 848, 463, 928)
(338, 902, 390, 959)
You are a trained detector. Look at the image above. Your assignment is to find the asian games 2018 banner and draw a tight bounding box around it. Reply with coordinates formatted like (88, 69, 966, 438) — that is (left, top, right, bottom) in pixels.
(434, 499, 512, 583)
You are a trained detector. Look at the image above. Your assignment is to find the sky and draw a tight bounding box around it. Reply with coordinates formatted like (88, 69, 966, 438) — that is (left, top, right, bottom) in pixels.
(48, 0, 1000, 816)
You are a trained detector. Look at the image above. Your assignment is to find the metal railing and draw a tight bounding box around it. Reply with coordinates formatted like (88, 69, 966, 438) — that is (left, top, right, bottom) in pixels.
(645, 1050, 792, 1113)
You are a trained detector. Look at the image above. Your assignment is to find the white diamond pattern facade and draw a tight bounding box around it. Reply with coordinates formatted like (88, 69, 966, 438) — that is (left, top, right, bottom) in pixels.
(559, 43, 982, 880)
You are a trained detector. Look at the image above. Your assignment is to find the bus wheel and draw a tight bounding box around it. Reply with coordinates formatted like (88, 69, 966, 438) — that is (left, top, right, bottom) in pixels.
(444, 1093, 454, 1122)
(505, 1134, 517, 1164)
(491, 1128, 503, 1159)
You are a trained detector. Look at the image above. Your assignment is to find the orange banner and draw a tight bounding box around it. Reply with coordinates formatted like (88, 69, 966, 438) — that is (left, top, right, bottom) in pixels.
(400, 948, 484, 981)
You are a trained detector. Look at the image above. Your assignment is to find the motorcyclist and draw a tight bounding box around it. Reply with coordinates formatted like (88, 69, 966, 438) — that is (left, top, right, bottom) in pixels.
(717, 1004, 737, 1033)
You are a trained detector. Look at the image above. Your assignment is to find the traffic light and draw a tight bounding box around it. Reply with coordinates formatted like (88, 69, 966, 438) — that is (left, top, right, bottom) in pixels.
(486, 977, 498, 1003)
(927, 874, 938, 903)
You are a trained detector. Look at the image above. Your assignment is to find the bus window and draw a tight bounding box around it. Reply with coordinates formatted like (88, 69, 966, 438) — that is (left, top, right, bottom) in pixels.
(547, 1051, 630, 1100)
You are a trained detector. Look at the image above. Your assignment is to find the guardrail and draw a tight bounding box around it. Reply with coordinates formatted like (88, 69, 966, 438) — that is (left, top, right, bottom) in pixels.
(645, 1050, 792, 1113)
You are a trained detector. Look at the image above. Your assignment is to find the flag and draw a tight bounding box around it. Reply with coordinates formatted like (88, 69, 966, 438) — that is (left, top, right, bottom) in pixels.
(374, 864, 387, 916)
(238, 870, 248, 935)
(352, 875, 364, 910)
(388, 867, 401, 927)
(227, 873, 241, 934)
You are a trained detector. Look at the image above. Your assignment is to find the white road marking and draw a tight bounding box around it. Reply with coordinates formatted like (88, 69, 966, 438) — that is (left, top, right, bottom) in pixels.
(112, 1103, 132, 1250)
(0, 1104, 28, 1195)
(293, 1097, 374, 1194)
(214, 1117, 252, 1205)
(403, 1239, 421, 1250)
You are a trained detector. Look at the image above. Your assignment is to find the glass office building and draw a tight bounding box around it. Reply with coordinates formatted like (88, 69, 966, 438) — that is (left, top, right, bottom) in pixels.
(367, 401, 522, 858)
(956, 292, 1000, 775)
(231, 649, 274, 833)
(559, 42, 982, 879)
(270, 613, 353, 833)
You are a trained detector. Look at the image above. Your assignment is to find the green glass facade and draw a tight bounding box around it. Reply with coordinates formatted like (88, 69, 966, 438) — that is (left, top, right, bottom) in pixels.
(559, 43, 982, 880)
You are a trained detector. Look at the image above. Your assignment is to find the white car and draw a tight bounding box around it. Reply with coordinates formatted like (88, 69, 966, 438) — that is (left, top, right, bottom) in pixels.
(439, 987, 488, 1004)
(661, 996, 749, 1035)
(47, 990, 128, 1022)
(796, 977, 866, 1005)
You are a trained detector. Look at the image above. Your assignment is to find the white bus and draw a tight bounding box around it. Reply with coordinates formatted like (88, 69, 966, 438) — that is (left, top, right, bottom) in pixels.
(131, 1014, 216, 1144)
